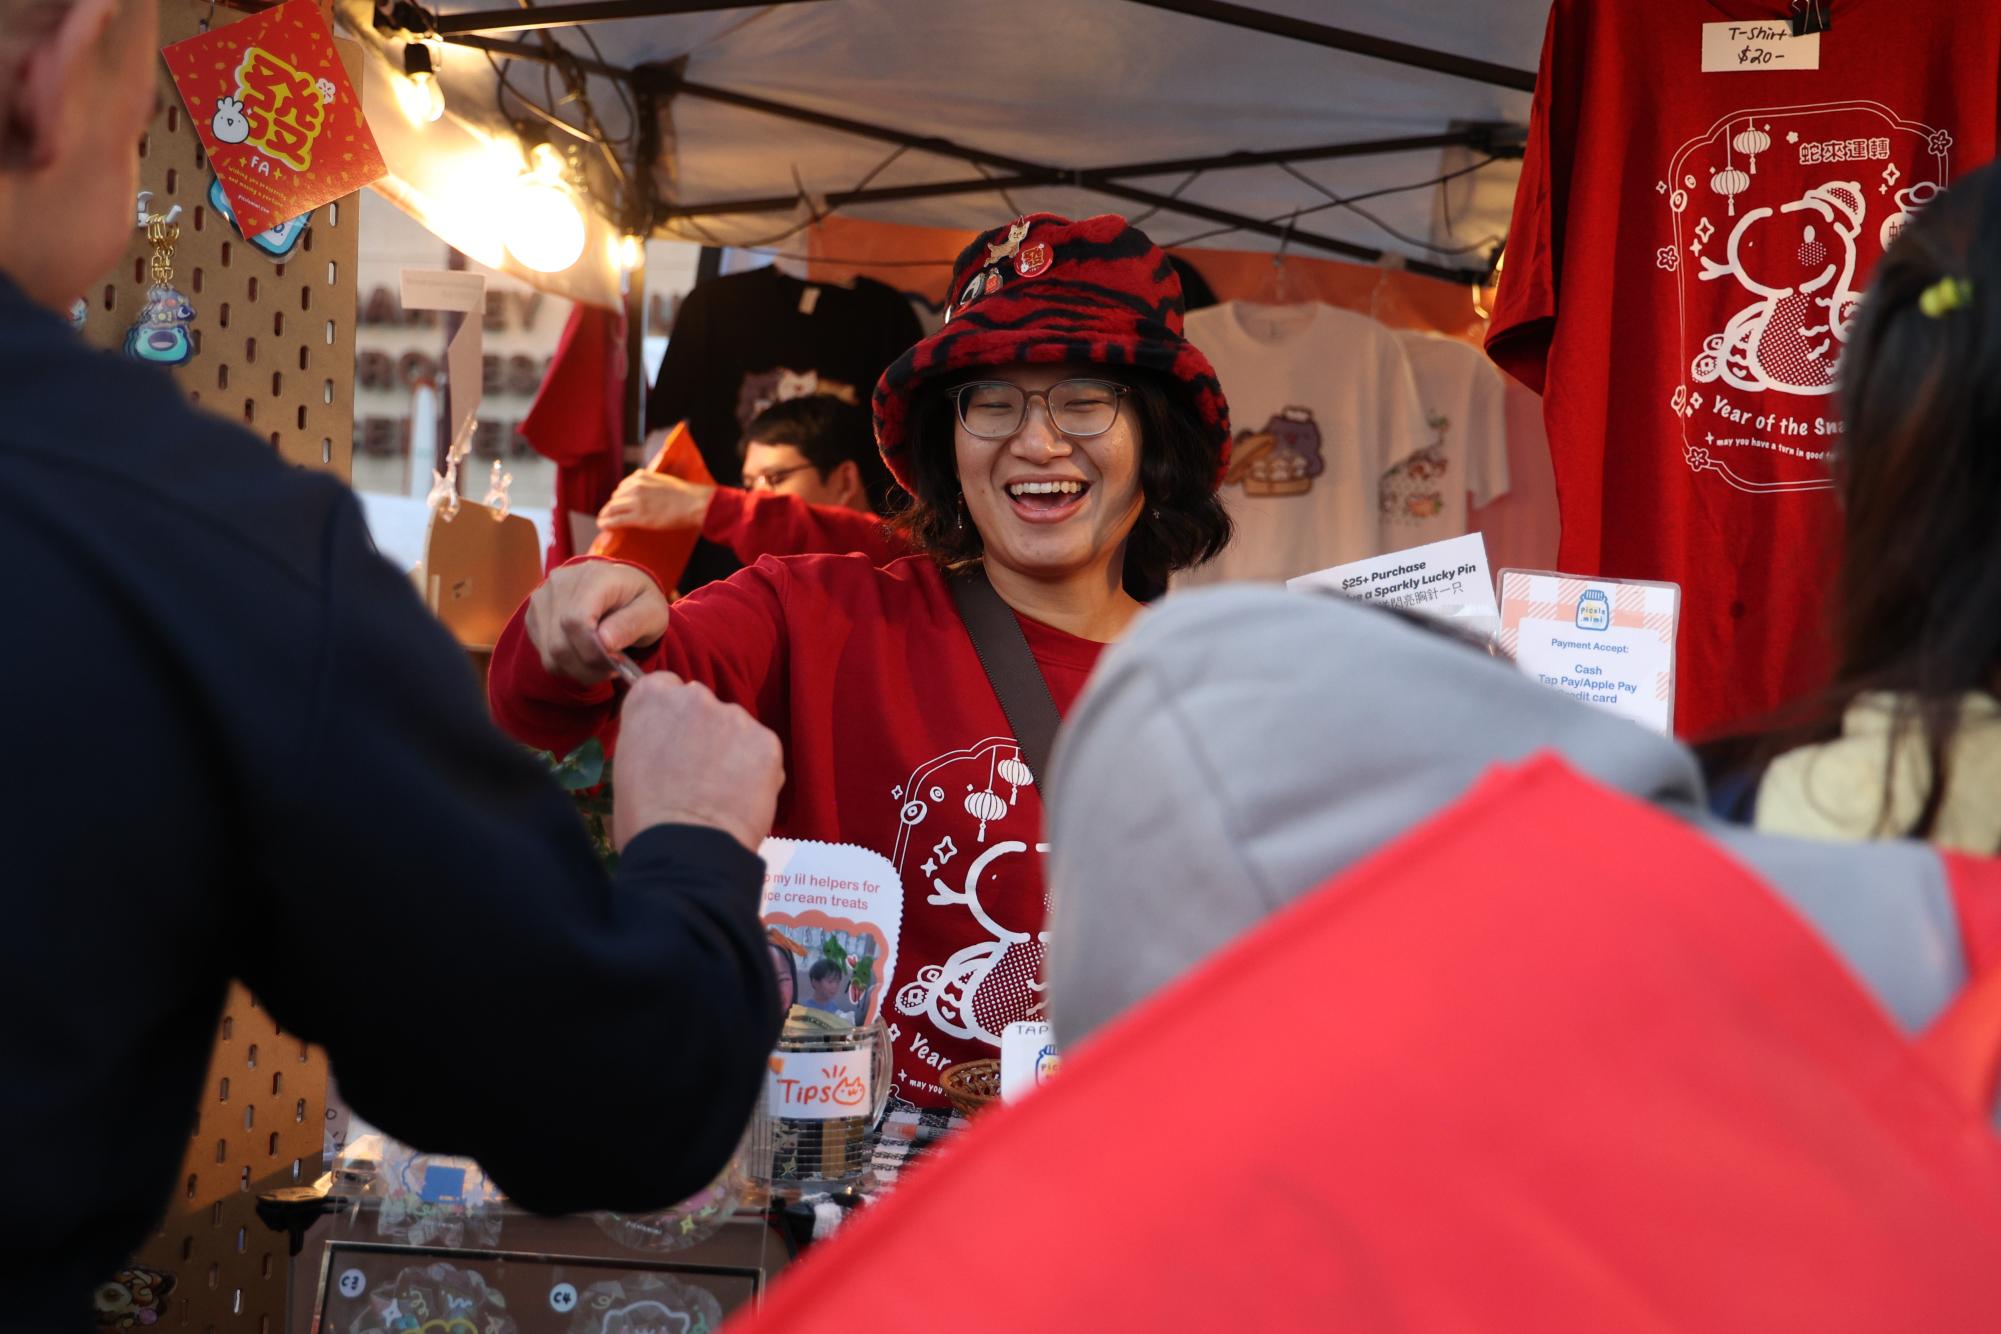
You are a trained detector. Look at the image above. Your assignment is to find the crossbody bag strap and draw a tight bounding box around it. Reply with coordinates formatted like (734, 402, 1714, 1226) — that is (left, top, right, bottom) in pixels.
(949, 565, 1063, 783)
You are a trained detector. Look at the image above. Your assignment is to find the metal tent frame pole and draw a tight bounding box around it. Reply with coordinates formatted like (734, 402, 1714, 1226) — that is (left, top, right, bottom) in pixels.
(1117, 0, 1537, 91)
(430, 0, 1535, 93)
(638, 69, 1497, 281)
(424, 6, 1524, 281)
(433, 0, 831, 36)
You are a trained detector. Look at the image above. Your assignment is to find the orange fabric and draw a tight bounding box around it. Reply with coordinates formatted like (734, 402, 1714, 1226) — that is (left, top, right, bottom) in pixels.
(801, 215, 1491, 336)
(587, 421, 714, 594)
(731, 756, 2001, 1333)
(1173, 248, 1487, 337)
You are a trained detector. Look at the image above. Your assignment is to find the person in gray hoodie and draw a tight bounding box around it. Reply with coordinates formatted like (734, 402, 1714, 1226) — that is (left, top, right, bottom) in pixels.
(1045, 587, 1972, 1062)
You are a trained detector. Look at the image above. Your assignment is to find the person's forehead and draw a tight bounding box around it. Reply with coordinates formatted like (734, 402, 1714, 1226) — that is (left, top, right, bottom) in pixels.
(743, 439, 811, 463)
(966, 363, 1116, 388)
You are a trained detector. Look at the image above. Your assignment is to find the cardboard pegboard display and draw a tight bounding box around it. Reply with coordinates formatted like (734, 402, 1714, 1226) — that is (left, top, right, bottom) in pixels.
(78, 0, 359, 482)
(111, 985, 328, 1332)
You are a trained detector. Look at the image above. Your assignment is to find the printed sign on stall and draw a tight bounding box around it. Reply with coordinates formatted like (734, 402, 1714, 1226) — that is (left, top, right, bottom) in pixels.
(999, 1021, 1060, 1103)
(765, 1047, 877, 1120)
(1497, 569, 1683, 735)
(758, 839, 904, 1028)
(1289, 532, 1500, 640)
(161, 0, 385, 237)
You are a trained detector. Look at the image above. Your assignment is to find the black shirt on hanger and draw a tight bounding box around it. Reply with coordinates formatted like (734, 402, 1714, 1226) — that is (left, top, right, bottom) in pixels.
(648, 266, 923, 590)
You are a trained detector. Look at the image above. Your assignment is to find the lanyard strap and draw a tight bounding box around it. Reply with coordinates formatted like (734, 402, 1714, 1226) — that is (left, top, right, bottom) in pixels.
(949, 566, 1062, 783)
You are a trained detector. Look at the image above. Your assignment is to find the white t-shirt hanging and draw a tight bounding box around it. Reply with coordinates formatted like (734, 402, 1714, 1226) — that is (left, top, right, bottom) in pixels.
(1177, 301, 1426, 586)
(1378, 331, 1512, 544)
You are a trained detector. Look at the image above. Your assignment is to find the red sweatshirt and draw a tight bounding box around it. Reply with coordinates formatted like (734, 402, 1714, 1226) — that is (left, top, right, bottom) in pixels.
(490, 553, 1103, 1107)
(699, 487, 912, 568)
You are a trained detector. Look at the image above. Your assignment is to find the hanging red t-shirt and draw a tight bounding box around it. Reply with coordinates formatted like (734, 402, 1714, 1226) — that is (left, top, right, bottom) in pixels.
(1488, 0, 2001, 737)
(520, 304, 627, 570)
(700, 487, 912, 568)
(489, 554, 1102, 1107)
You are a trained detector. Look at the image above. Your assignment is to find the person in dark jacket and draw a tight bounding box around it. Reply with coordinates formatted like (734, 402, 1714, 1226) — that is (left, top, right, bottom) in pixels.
(0, 0, 783, 1327)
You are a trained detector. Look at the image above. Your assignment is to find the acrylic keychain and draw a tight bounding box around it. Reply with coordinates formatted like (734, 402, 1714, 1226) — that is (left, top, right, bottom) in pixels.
(125, 192, 196, 366)
(207, 176, 310, 260)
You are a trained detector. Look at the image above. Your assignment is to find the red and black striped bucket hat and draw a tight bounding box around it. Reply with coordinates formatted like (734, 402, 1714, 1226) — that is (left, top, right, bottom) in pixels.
(872, 213, 1231, 493)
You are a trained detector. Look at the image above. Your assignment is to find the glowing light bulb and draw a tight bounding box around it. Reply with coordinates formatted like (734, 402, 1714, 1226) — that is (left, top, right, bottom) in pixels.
(503, 147, 586, 273)
(616, 233, 644, 272)
(396, 43, 445, 124)
(529, 142, 565, 178)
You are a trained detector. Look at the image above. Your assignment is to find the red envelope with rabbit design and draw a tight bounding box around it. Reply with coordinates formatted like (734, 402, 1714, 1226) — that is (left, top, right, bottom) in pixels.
(162, 0, 384, 236)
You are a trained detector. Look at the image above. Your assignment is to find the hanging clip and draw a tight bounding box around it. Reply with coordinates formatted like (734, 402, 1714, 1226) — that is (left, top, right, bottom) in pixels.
(482, 458, 513, 520)
(134, 191, 183, 230)
(1790, 0, 1831, 36)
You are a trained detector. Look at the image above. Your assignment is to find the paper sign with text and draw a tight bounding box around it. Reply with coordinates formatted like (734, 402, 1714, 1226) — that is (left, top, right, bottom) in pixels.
(1498, 570, 1682, 735)
(161, 0, 385, 236)
(1000, 1022, 1060, 1103)
(1288, 532, 1499, 639)
(765, 1048, 875, 1121)
(400, 269, 489, 314)
(1700, 20, 1821, 72)
(400, 270, 487, 456)
(759, 839, 904, 1028)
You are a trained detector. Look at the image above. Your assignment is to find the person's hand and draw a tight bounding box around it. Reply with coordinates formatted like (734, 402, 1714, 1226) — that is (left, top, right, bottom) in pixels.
(522, 559, 669, 685)
(612, 672, 785, 853)
(597, 471, 717, 531)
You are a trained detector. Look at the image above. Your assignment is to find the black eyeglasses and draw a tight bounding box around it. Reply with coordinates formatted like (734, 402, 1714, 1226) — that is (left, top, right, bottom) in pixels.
(743, 462, 820, 491)
(950, 379, 1131, 439)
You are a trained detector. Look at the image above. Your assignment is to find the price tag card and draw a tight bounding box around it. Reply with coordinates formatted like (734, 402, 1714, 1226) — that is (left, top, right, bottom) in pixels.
(1701, 20, 1822, 72)
(1288, 532, 1499, 640)
(161, 0, 385, 237)
(1497, 570, 1682, 736)
(999, 1021, 1061, 1103)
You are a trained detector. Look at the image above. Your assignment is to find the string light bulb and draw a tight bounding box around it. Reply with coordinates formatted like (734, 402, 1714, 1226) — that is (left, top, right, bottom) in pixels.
(503, 142, 587, 274)
(616, 233, 645, 272)
(395, 41, 446, 124)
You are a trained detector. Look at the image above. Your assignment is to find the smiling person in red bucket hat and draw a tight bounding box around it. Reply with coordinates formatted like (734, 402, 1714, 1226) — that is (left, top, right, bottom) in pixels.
(489, 214, 1233, 1113)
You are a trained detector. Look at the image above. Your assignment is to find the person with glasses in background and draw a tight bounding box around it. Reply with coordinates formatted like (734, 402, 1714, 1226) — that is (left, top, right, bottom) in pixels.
(489, 214, 1232, 1112)
(597, 394, 912, 567)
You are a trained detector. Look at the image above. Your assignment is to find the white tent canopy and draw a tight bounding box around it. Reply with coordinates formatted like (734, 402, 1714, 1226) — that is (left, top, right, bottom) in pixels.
(340, 0, 1545, 304)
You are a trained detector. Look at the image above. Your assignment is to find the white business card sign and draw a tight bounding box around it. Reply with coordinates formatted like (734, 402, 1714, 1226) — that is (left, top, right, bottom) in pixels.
(1497, 569, 1683, 736)
(1289, 532, 1500, 641)
(999, 1022, 1061, 1104)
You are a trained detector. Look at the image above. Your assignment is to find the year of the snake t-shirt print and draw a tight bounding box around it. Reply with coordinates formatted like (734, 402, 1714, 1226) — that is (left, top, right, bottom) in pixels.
(1664, 102, 1950, 494)
(1487, 0, 2001, 738)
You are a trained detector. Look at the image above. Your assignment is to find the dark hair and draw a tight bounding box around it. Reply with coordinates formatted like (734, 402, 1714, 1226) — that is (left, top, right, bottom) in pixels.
(887, 368, 1232, 595)
(1719, 165, 2001, 844)
(741, 395, 897, 516)
(807, 959, 843, 983)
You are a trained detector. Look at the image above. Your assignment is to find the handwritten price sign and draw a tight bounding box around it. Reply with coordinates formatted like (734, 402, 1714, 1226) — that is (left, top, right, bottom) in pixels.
(1700, 21, 1822, 73)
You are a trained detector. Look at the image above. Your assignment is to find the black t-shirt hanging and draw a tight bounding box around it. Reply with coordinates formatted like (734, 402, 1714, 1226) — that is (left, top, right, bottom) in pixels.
(647, 266, 922, 590)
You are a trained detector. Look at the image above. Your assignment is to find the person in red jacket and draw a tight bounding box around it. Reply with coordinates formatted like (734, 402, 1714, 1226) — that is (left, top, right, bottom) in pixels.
(598, 394, 911, 567)
(490, 213, 1233, 1109)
